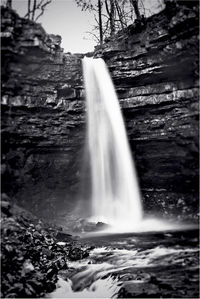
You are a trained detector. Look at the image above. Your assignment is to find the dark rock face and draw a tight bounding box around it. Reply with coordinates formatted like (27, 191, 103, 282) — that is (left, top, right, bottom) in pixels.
(1, 1, 199, 221)
(1, 201, 92, 298)
(97, 0, 199, 218)
(1, 6, 86, 219)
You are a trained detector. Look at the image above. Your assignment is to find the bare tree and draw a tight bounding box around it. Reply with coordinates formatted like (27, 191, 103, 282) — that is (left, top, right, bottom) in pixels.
(75, 0, 93, 11)
(24, 0, 53, 22)
(75, 0, 104, 46)
(98, 0, 103, 46)
(130, 0, 141, 20)
(105, 0, 116, 38)
(27, 0, 31, 20)
(32, 0, 37, 21)
(6, 0, 12, 8)
(75, 0, 150, 45)
(115, 0, 125, 30)
(110, 0, 115, 37)
(35, 0, 52, 21)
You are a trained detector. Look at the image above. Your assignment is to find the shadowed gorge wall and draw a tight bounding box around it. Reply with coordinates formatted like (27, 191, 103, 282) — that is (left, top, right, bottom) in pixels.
(98, 0, 199, 219)
(1, 6, 87, 219)
(1, 1, 199, 221)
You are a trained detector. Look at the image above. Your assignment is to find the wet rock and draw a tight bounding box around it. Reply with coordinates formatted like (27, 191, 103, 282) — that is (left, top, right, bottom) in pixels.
(68, 247, 89, 261)
(118, 281, 160, 298)
(1, 193, 11, 202)
(56, 241, 66, 246)
(72, 219, 110, 233)
(55, 231, 72, 242)
(42, 247, 55, 259)
(1, 200, 12, 216)
(1, 195, 94, 298)
(1, 207, 71, 298)
(44, 234, 54, 245)
(1, 164, 7, 175)
(22, 259, 35, 275)
(96, 222, 110, 230)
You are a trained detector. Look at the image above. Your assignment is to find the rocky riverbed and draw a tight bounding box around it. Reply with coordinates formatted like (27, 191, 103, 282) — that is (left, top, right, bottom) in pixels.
(49, 228, 199, 298)
(1, 193, 92, 298)
(1, 193, 199, 298)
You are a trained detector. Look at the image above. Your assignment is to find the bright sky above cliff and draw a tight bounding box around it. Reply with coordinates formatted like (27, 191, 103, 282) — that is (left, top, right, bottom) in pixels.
(8, 0, 164, 53)
(11, 0, 96, 53)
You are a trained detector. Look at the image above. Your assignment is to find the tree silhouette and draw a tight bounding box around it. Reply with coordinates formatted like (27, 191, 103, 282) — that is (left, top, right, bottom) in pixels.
(24, 0, 53, 21)
(75, 0, 150, 46)
(130, 0, 141, 20)
(6, 0, 12, 8)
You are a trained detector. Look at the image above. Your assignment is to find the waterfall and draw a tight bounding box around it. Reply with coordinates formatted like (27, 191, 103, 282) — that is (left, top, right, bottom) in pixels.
(83, 57, 143, 230)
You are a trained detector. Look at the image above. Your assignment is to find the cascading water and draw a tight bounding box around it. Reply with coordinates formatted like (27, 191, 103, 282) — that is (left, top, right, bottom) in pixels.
(50, 58, 198, 299)
(83, 57, 143, 230)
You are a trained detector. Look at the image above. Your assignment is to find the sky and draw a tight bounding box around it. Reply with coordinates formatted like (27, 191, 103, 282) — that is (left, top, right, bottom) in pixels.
(11, 0, 97, 53)
(4, 0, 165, 54)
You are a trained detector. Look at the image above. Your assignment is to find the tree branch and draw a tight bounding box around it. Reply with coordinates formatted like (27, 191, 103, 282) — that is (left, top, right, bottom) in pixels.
(35, 0, 52, 21)
(105, 0, 111, 17)
(24, 0, 51, 21)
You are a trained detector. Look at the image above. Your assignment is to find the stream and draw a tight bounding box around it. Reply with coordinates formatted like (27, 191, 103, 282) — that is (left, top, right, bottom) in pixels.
(49, 227, 199, 298)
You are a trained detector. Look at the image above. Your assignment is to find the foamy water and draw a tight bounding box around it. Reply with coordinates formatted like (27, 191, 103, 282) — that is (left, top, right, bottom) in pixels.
(49, 229, 199, 298)
(49, 276, 120, 298)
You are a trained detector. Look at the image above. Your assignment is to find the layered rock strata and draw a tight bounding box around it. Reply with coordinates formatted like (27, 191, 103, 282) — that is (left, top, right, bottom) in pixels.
(1, 6, 86, 218)
(99, 0, 199, 219)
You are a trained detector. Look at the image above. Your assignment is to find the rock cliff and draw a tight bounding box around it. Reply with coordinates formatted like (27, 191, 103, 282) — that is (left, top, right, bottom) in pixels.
(98, 0, 199, 219)
(1, 6, 86, 219)
(1, 1, 199, 221)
